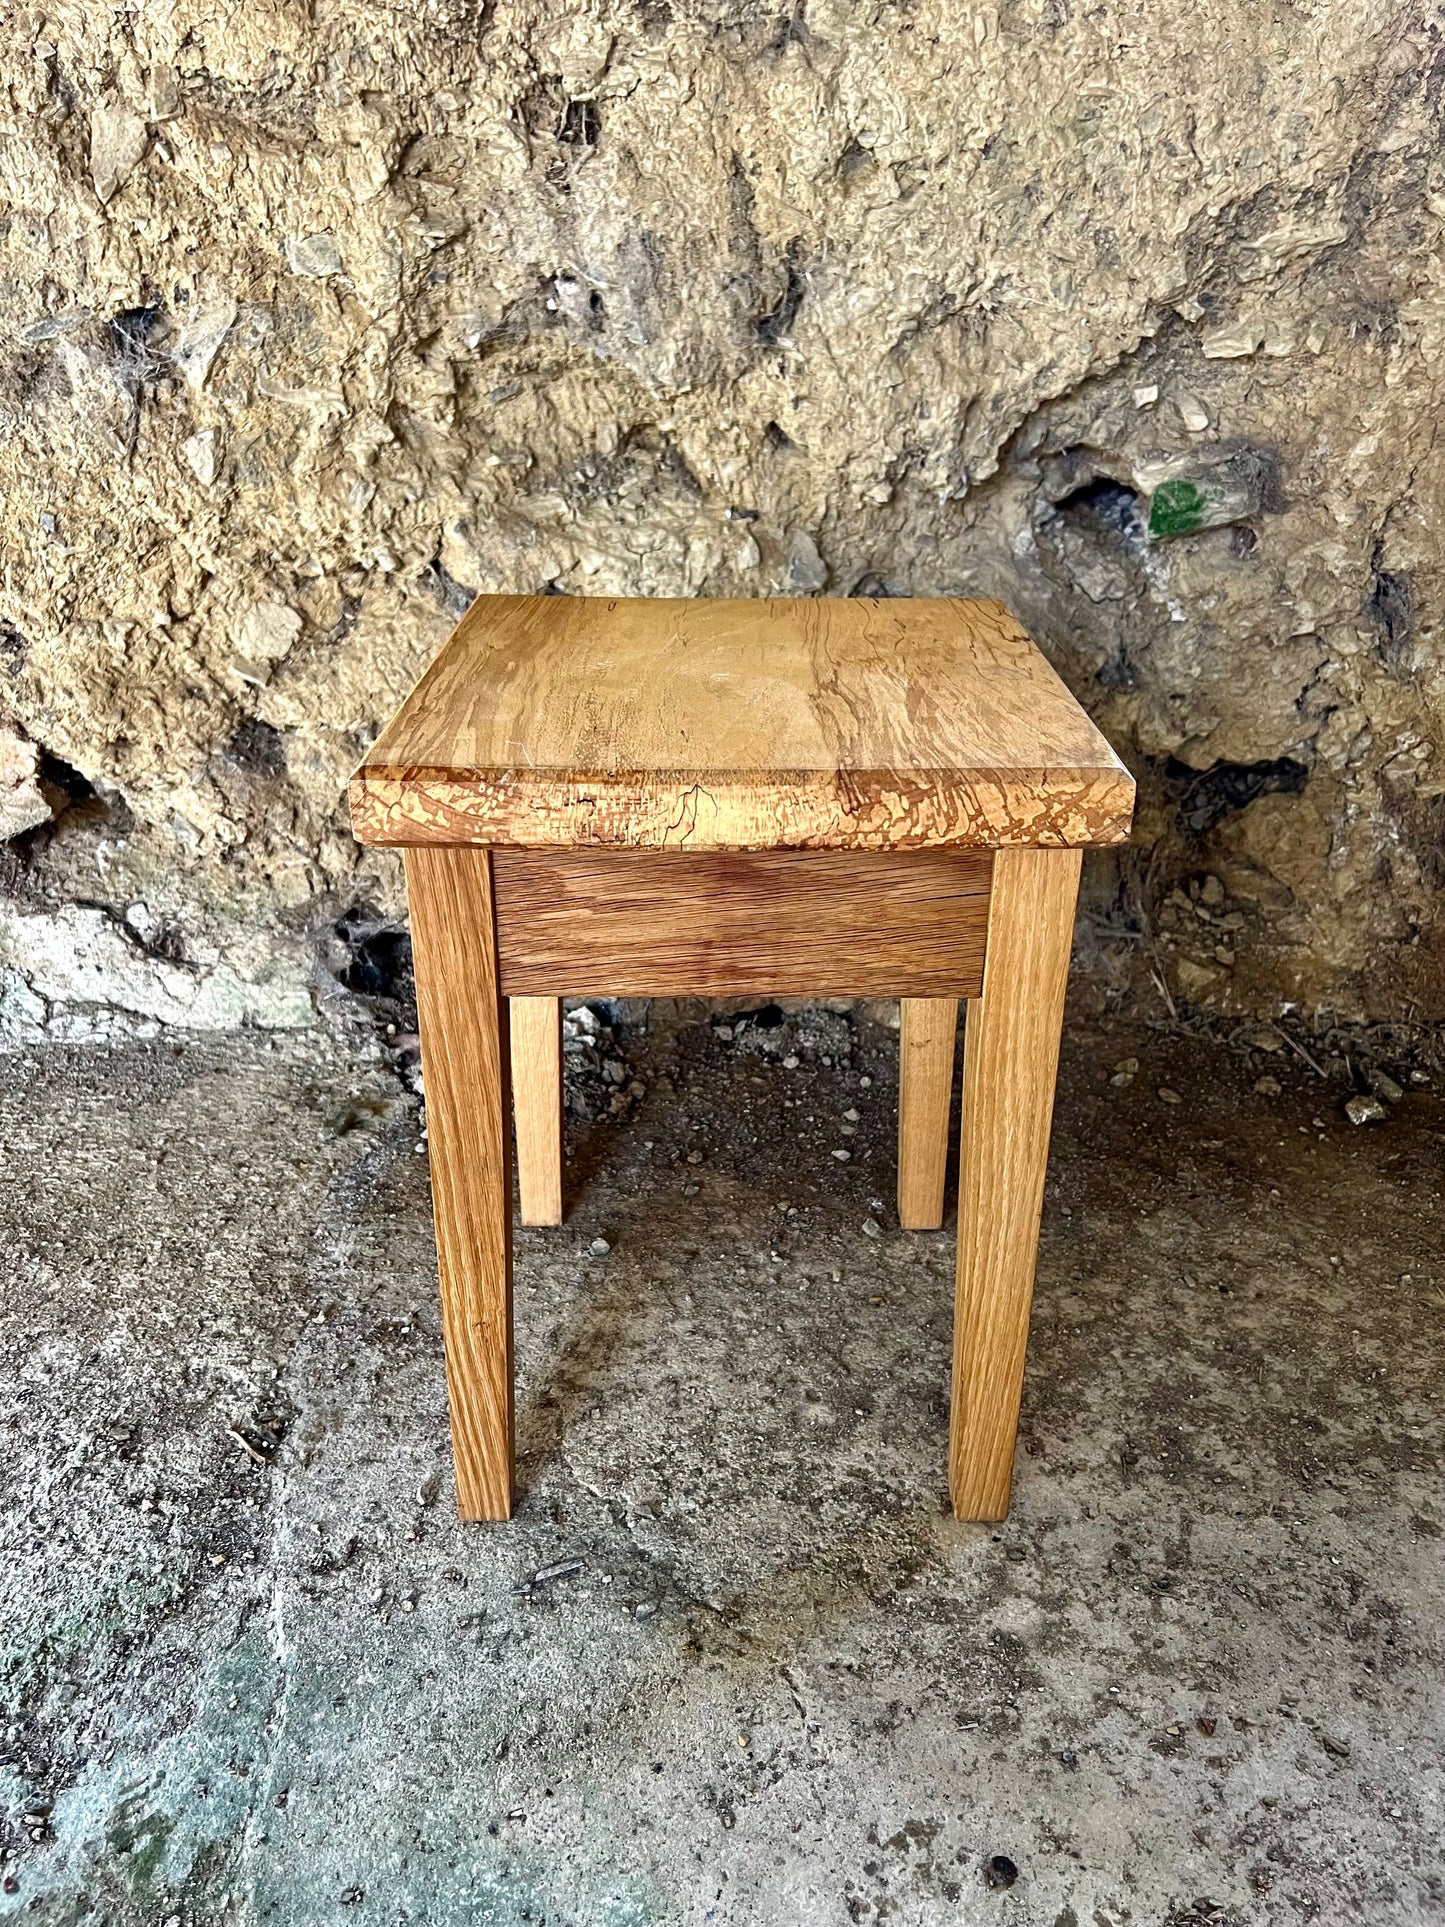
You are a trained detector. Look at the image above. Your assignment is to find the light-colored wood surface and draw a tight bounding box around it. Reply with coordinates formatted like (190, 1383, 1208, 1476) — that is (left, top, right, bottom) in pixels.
(897, 998, 958, 1230)
(510, 996, 563, 1227)
(949, 845, 1081, 1521)
(351, 595, 1135, 850)
(405, 846, 514, 1521)
(491, 849, 992, 997)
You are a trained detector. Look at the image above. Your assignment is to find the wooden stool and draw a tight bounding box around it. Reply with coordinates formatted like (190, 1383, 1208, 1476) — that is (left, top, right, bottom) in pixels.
(350, 595, 1134, 1522)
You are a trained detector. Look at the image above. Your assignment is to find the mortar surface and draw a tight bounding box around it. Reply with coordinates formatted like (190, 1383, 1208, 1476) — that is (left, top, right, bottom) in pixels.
(2, 0, 1443, 1027)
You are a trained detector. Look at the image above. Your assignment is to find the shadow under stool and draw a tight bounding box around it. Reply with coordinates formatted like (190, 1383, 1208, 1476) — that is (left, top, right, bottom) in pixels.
(349, 593, 1135, 1523)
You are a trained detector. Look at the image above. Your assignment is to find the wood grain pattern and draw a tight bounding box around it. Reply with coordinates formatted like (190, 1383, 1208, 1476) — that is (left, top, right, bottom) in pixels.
(949, 845, 1081, 1522)
(350, 595, 1135, 851)
(405, 846, 514, 1521)
(491, 848, 992, 998)
(511, 996, 563, 1227)
(897, 998, 958, 1231)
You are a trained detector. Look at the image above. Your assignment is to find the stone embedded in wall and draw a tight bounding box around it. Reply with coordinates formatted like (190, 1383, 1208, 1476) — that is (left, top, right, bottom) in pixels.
(785, 530, 829, 594)
(231, 601, 305, 690)
(0, 725, 51, 842)
(284, 234, 345, 280)
(0, 901, 313, 1044)
(87, 103, 148, 205)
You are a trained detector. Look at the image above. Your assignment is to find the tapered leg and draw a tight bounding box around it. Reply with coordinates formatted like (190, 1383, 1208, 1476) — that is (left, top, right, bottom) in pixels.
(950, 846, 1081, 1521)
(511, 996, 563, 1225)
(897, 998, 958, 1229)
(405, 846, 514, 1521)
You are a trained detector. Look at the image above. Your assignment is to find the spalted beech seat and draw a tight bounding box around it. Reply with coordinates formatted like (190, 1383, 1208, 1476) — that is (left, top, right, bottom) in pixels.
(350, 595, 1134, 1522)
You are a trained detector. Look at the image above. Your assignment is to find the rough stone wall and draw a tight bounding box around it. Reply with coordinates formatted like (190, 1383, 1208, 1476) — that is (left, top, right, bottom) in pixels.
(0, 0, 1441, 1038)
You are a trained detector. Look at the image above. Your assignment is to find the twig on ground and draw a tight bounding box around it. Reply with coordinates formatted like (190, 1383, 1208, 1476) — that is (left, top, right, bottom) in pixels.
(1148, 962, 1178, 1023)
(1267, 1024, 1327, 1080)
(227, 1426, 269, 1466)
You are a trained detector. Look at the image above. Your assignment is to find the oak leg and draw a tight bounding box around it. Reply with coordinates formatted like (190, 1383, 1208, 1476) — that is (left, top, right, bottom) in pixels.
(511, 996, 563, 1225)
(405, 846, 514, 1521)
(897, 998, 958, 1230)
(950, 846, 1081, 1521)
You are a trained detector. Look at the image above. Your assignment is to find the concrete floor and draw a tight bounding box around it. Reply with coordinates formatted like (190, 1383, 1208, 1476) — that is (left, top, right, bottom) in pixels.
(0, 1005, 1441, 1926)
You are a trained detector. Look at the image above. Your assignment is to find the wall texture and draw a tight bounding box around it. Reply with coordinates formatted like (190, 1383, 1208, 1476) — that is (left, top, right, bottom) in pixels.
(0, 0, 1441, 1039)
